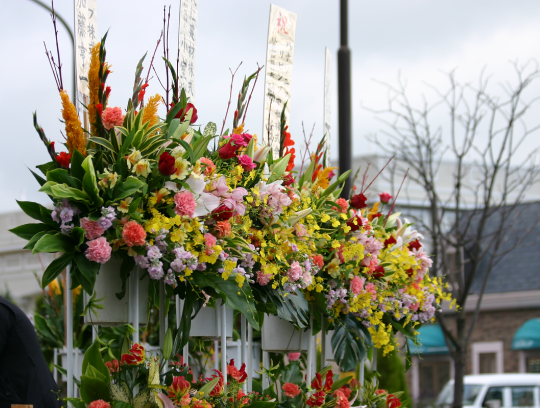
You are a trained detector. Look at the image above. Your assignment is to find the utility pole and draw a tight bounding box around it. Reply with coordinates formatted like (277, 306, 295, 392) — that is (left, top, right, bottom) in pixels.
(338, 0, 352, 199)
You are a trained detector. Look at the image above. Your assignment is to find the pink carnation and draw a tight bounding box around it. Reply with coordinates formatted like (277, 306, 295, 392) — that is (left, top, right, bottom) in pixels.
(287, 261, 303, 282)
(101, 107, 125, 131)
(204, 233, 217, 253)
(256, 270, 272, 286)
(302, 271, 313, 285)
(88, 400, 111, 408)
(122, 220, 146, 247)
(294, 223, 308, 237)
(350, 276, 364, 295)
(85, 237, 112, 264)
(237, 155, 257, 171)
(80, 217, 105, 240)
(174, 190, 197, 218)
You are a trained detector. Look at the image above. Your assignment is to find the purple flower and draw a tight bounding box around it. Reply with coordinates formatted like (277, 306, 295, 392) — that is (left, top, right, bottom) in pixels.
(134, 255, 150, 268)
(147, 245, 162, 262)
(97, 217, 112, 230)
(148, 264, 164, 280)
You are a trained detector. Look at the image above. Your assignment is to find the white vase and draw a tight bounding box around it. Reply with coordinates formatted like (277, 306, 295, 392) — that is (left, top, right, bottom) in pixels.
(261, 314, 308, 352)
(189, 300, 233, 340)
(83, 257, 148, 326)
(325, 329, 335, 361)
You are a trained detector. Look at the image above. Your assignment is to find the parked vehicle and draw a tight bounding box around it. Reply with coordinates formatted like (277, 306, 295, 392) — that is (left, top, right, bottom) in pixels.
(436, 374, 540, 408)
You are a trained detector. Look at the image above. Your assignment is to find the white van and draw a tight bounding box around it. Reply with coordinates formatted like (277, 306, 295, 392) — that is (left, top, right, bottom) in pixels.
(436, 374, 540, 408)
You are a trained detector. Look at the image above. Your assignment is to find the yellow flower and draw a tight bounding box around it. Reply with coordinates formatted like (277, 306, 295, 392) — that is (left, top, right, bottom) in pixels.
(142, 94, 161, 136)
(48, 279, 62, 296)
(151, 188, 169, 205)
(116, 197, 133, 213)
(126, 149, 142, 169)
(171, 157, 190, 180)
(60, 90, 86, 156)
(98, 169, 119, 189)
(133, 159, 151, 177)
(321, 214, 330, 223)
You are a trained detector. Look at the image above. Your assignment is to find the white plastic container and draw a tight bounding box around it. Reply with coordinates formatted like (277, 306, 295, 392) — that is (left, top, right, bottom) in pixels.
(189, 301, 233, 339)
(83, 257, 148, 326)
(261, 314, 308, 352)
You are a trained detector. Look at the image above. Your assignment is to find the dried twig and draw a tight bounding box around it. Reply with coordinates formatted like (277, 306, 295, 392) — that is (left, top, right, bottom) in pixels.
(220, 62, 243, 136)
(242, 64, 264, 124)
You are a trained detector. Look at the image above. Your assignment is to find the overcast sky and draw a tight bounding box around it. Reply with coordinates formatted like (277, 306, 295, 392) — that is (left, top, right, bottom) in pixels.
(2, 0, 540, 213)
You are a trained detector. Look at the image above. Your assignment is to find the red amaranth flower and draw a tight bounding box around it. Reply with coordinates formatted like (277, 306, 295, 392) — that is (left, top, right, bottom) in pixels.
(373, 265, 386, 279)
(56, 151, 72, 169)
(350, 193, 368, 209)
(408, 239, 422, 251)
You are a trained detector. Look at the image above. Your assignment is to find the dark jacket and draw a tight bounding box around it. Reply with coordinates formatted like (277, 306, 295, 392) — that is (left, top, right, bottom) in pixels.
(0, 296, 61, 408)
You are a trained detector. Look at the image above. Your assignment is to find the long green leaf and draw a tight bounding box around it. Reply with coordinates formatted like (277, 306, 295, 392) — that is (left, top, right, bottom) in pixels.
(10, 223, 52, 240)
(41, 253, 73, 288)
(33, 233, 76, 254)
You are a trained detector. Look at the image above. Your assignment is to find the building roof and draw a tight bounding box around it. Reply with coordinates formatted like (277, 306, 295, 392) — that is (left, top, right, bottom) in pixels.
(467, 201, 540, 294)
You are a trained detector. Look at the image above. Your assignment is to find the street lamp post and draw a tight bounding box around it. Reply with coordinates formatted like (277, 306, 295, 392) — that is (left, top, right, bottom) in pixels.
(338, 0, 352, 199)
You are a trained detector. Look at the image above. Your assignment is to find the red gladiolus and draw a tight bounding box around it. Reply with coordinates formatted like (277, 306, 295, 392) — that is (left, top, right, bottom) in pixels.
(373, 265, 386, 279)
(212, 205, 234, 222)
(384, 236, 397, 248)
(387, 394, 402, 408)
(218, 141, 238, 160)
(56, 152, 72, 169)
(105, 86, 111, 98)
(227, 359, 247, 383)
(379, 192, 393, 203)
(408, 239, 422, 251)
(350, 193, 368, 209)
(158, 151, 177, 176)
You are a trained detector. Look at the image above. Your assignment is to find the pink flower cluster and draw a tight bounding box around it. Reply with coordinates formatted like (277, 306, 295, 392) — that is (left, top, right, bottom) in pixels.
(257, 181, 292, 217)
(80, 217, 104, 240)
(101, 107, 124, 131)
(174, 191, 197, 218)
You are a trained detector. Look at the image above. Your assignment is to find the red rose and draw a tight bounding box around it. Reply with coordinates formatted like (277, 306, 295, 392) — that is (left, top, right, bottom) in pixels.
(408, 239, 422, 251)
(218, 141, 238, 160)
(171, 102, 198, 124)
(212, 204, 233, 221)
(379, 192, 393, 203)
(373, 265, 386, 279)
(56, 151, 72, 169)
(158, 151, 176, 176)
(350, 193, 368, 209)
(283, 173, 295, 187)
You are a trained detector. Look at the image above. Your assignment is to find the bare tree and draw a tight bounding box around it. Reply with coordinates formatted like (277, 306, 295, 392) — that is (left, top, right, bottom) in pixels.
(369, 62, 540, 408)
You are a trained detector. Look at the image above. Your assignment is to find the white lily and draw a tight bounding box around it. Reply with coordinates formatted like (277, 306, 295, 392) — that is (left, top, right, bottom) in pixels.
(184, 174, 221, 217)
(287, 208, 313, 226)
(253, 145, 271, 163)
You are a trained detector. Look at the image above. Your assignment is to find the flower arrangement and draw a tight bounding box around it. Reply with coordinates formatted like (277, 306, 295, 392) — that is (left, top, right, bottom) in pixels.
(11, 29, 450, 373)
(73, 340, 400, 408)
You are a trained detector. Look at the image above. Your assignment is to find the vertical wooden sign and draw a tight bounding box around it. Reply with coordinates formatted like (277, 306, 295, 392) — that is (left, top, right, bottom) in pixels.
(262, 4, 297, 159)
(178, 0, 198, 103)
(324, 47, 332, 167)
(74, 0, 98, 130)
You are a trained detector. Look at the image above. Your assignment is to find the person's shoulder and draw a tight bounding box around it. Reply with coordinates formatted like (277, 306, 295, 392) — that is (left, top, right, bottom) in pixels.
(0, 296, 16, 323)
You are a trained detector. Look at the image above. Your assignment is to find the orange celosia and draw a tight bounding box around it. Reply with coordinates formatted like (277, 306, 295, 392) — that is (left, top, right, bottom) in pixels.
(142, 94, 162, 137)
(60, 90, 86, 156)
(233, 123, 245, 135)
(88, 42, 101, 135)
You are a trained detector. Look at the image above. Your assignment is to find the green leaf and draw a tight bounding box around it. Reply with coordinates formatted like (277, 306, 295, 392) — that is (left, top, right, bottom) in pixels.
(71, 149, 86, 181)
(191, 272, 260, 330)
(82, 340, 111, 382)
(198, 377, 219, 397)
(41, 253, 73, 288)
(33, 233, 76, 254)
(28, 167, 47, 187)
(10, 223, 52, 240)
(16, 201, 54, 225)
(47, 168, 82, 189)
(66, 398, 87, 408)
(246, 402, 278, 408)
(81, 155, 104, 206)
(80, 375, 111, 404)
(88, 136, 116, 153)
(280, 361, 302, 384)
(110, 384, 131, 404)
(268, 154, 291, 183)
(47, 184, 92, 204)
(72, 227, 85, 246)
(23, 231, 50, 250)
(36, 160, 58, 176)
(330, 375, 353, 393)
(192, 135, 214, 162)
(113, 176, 145, 201)
(163, 328, 173, 361)
(203, 122, 217, 137)
(74, 252, 99, 295)
(113, 401, 134, 408)
(331, 314, 372, 372)
(116, 256, 135, 300)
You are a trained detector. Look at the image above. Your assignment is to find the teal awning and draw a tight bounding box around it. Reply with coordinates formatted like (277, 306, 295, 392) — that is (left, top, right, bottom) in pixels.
(411, 324, 449, 354)
(512, 318, 540, 350)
